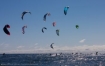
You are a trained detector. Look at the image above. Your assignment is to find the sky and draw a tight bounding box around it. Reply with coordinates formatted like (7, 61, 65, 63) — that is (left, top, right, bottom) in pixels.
(0, 0, 105, 53)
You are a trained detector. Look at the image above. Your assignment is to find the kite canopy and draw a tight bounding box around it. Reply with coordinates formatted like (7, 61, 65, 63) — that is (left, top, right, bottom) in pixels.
(52, 22, 56, 27)
(42, 27, 47, 33)
(76, 25, 79, 29)
(22, 25, 27, 34)
(64, 6, 69, 15)
(3, 24, 10, 35)
(56, 29, 59, 36)
(21, 11, 31, 20)
(43, 13, 51, 21)
(50, 43, 54, 49)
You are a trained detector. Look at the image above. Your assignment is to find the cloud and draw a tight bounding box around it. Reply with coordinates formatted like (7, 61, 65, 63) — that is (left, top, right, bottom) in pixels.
(79, 39, 86, 43)
(1, 43, 105, 53)
(34, 43, 38, 46)
(1, 44, 105, 53)
(17, 46, 24, 49)
(0, 43, 4, 46)
(0, 42, 10, 48)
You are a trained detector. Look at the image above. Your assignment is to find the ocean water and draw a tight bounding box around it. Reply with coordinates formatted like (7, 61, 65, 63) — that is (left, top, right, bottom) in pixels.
(0, 53, 105, 66)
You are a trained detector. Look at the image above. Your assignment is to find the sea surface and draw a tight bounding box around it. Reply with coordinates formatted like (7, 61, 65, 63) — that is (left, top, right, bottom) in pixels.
(0, 53, 105, 66)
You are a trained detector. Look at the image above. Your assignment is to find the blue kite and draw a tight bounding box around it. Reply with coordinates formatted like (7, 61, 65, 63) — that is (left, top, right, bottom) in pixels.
(64, 6, 69, 15)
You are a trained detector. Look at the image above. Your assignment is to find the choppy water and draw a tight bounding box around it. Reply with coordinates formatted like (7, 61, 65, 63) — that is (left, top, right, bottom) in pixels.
(0, 53, 105, 66)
